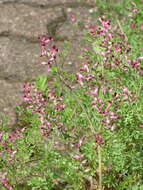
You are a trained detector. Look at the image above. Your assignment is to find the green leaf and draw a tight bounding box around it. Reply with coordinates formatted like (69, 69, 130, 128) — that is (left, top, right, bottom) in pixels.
(36, 75, 48, 91)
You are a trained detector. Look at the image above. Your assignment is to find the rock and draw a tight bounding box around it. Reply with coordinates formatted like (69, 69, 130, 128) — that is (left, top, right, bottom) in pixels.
(0, 3, 62, 38)
(0, 80, 23, 126)
(0, 37, 50, 81)
(0, 0, 97, 126)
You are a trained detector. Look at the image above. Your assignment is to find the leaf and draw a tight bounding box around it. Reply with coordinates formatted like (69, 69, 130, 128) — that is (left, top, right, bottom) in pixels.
(36, 75, 48, 91)
(92, 41, 106, 54)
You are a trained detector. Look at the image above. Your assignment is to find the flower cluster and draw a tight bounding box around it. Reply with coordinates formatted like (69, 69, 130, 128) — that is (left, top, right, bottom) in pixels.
(76, 16, 139, 135)
(23, 81, 65, 137)
(38, 34, 58, 68)
(87, 16, 131, 69)
(23, 81, 51, 136)
(23, 82, 46, 114)
(88, 86, 119, 131)
(0, 127, 25, 164)
(22, 33, 66, 137)
(76, 64, 94, 86)
(68, 12, 77, 23)
(0, 129, 25, 189)
(128, 57, 143, 75)
(95, 133, 105, 145)
(1, 174, 13, 190)
(87, 16, 112, 39)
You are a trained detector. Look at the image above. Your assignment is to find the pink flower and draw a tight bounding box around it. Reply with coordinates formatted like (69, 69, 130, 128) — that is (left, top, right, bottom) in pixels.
(103, 118, 110, 125)
(104, 101, 112, 114)
(93, 62, 99, 68)
(91, 101, 98, 108)
(110, 125, 118, 131)
(8, 128, 24, 142)
(122, 87, 131, 95)
(140, 24, 143, 31)
(55, 103, 65, 111)
(77, 136, 85, 148)
(2, 177, 13, 190)
(40, 46, 47, 57)
(139, 71, 143, 76)
(40, 61, 49, 65)
(38, 35, 53, 46)
(130, 22, 136, 29)
(69, 12, 76, 23)
(85, 74, 94, 81)
(0, 130, 3, 141)
(98, 17, 111, 33)
(48, 90, 56, 100)
(89, 87, 99, 97)
(109, 111, 118, 120)
(38, 34, 58, 67)
(73, 154, 84, 160)
(76, 72, 84, 86)
(95, 133, 104, 145)
(139, 124, 143, 128)
(80, 64, 89, 72)
(138, 57, 143, 60)
(86, 24, 97, 35)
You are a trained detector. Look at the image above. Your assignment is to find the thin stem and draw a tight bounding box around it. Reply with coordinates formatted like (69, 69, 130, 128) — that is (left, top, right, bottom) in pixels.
(55, 60, 73, 90)
(98, 145, 102, 190)
(117, 19, 128, 41)
(55, 64, 103, 189)
(76, 97, 96, 134)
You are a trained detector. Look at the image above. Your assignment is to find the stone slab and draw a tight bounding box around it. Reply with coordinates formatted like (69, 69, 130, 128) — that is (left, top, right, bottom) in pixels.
(0, 3, 62, 38)
(0, 0, 97, 126)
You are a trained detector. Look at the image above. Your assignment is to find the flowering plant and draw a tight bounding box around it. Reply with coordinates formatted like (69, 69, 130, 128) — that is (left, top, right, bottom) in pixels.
(0, 13, 143, 190)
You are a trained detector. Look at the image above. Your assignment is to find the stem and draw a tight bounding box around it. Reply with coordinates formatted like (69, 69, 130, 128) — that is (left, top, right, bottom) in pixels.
(54, 64, 103, 189)
(98, 145, 102, 190)
(117, 19, 128, 41)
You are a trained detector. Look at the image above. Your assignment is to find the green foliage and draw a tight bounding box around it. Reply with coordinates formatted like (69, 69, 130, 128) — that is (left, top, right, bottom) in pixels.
(36, 75, 49, 92)
(0, 1, 143, 189)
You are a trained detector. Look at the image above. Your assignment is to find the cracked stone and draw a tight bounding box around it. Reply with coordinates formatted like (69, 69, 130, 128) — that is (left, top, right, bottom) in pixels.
(0, 80, 23, 126)
(0, 37, 50, 81)
(0, 3, 62, 38)
(0, 0, 97, 126)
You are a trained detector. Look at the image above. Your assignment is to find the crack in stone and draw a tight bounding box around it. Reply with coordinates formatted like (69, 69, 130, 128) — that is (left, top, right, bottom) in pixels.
(0, 31, 38, 43)
(0, 70, 38, 83)
(0, 1, 95, 125)
(0, 74, 24, 83)
(0, 1, 95, 43)
(0, 9, 70, 85)
(0, 30, 69, 43)
(0, 8, 70, 42)
(0, 1, 95, 9)
(46, 8, 67, 38)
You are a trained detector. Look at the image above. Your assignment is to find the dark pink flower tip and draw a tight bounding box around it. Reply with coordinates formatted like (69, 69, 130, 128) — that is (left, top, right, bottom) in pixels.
(2, 177, 14, 190)
(40, 61, 49, 65)
(0, 130, 3, 140)
(51, 45, 58, 52)
(139, 124, 143, 128)
(38, 35, 53, 46)
(104, 101, 112, 114)
(95, 133, 104, 145)
(69, 12, 76, 23)
(80, 64, 89, 72)
(56, 104, 65, 111)
(140, 24, 143, 30)
(73, 154, 84, 160)
(138, 57, 143, 60)
(89, 87, 99, 97)
(76, 72, 84, 86)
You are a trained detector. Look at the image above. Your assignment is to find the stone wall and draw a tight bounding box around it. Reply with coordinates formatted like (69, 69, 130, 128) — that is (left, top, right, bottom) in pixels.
(0, 0, 97, 125)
